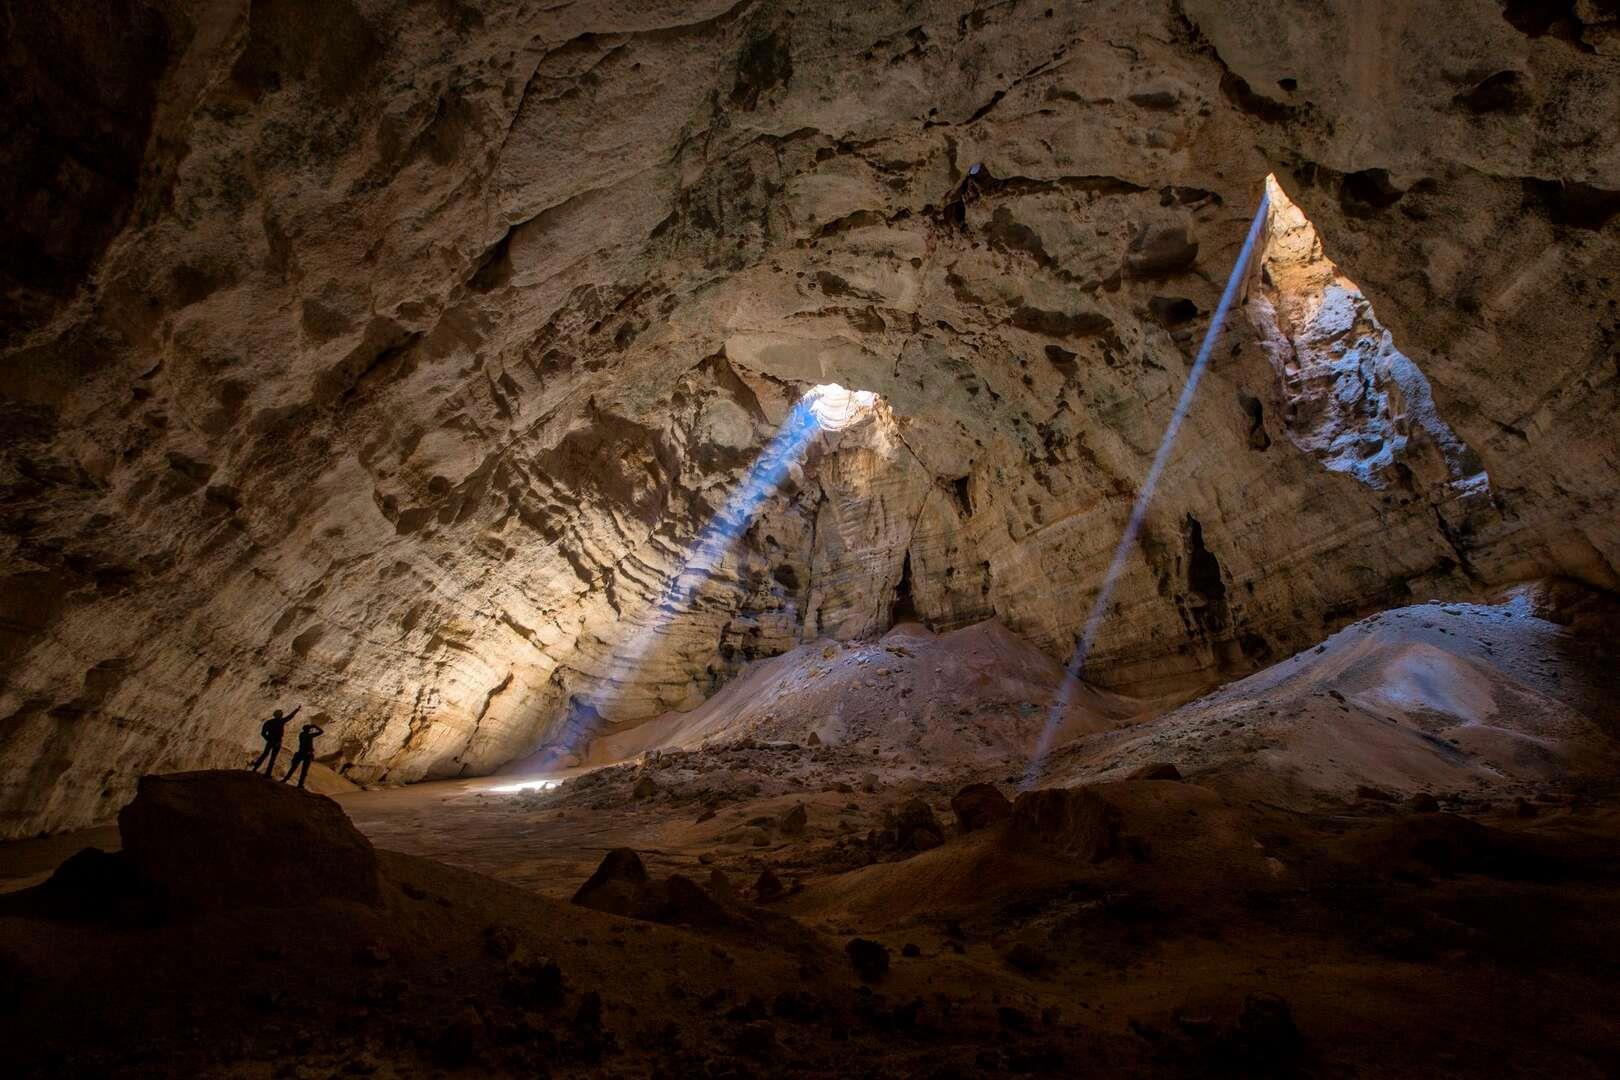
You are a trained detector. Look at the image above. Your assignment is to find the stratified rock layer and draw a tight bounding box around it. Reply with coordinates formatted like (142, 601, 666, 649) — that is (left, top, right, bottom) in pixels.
(2, 1, 1617, 835)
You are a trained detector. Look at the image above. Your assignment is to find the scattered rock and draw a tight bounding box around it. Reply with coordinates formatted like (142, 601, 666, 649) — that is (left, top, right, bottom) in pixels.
(571, 847, 650, 915)
(1127, 761, 1182, 782)
(1006, 786, 1120, 862)
(708, 868, 737, 904)
(433, 1005, 485, 1066)
(951, 783, 1012, 832)
(356, 941, 391, 966)
(1228, 992, 1302, 1069)
(35, 846, 162, 922)
(894, 798, 944, 851)
(778, 802, 808, 836)
(502, 957, 564, 1006)
(1004, 942, 1050, 974)
(733, 1019, 778, 1059)
(571, 848, 732, 927)
(860, 772, 880, 794)
(1407, 792, 1440, 814)
(773, 988, 823, 1021)
(846, 938, 890, 983)
(632, 775, 658, 799)
(998, 1005, 1031, 1030)
(482, 923, 519, 959)
(754, 867, 784, 902)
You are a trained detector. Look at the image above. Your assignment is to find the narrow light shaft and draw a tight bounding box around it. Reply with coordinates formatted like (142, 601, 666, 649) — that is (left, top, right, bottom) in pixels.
(555, 401, 821, 758)
(1023, 190, 1272, 789)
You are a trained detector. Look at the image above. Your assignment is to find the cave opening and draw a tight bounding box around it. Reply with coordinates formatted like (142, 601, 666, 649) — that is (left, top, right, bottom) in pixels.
(803, 382, 878, 431)
(1247, 174, 1488, 497)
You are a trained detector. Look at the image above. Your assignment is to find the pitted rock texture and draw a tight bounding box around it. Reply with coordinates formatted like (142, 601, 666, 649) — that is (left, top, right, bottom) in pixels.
(1, 0, 1617, 836)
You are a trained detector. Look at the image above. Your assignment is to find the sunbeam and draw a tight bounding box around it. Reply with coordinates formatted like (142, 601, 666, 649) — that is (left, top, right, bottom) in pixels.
(506, 384, 876, 782)
(1023, 188, 1274, 789)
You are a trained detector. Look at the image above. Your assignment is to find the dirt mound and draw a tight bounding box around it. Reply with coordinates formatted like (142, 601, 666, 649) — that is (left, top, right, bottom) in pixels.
(534, 620, 1146, 774)
(118, 770, 379, 910)
(1048, 592, 1620, 804)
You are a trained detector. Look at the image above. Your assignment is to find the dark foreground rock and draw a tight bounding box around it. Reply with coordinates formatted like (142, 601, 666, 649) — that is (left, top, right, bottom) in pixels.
(117, 770, 380, 910)
(893, 798, 944, 851)
(846, 937, 890, 982)
(572, 848, 732, 927)
(952, 783, 1012, 832)
(1006, 786, 1120, 862)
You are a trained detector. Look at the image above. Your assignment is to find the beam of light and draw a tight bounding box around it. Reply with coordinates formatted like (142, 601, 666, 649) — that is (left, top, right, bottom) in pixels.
(499, 385, 875, 791)
(1023, 188, 1273, 790)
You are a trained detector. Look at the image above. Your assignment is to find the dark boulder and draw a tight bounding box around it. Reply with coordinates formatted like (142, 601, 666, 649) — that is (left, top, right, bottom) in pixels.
(570, 847, 650, 916)
(1225, 992, 1302, 1070)
(663, 873, 732, 927)
(893, 798, 944, 851)
(1004, 941, 1050, 974)
(951, 783, 1012, 832)
(754, 867, 784, 902)
(778, 801, 808, 836)
(1006, 786, 1120, 862)
(572, 848, 731, 927)
(846, 937, 890, 982)
(34, 846, 163, 922)
(117, 770, 379, 910)
(1127, 761, 1182, 782)
(1406, 791, 1440, 814)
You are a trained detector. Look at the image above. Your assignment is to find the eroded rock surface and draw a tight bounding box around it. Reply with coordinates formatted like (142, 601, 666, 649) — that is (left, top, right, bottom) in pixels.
(2, 1, 1617, 836)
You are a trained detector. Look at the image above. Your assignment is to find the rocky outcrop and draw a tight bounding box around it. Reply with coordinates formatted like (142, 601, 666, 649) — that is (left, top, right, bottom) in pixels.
(118, 769, 380, 909)
(1, 0, 1617, 836)
(951, 782, 1013, 832)
(1007, 786, 1120, 862)
(570, 847, 733, 927)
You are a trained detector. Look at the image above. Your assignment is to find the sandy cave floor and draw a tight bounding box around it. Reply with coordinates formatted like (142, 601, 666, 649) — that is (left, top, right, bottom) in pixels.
(4, 593, 1620, 1077)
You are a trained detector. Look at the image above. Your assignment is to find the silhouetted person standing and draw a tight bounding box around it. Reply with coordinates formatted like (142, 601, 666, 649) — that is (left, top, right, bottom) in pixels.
(282, 721, 324, 790)
(251, 705, 300, 775)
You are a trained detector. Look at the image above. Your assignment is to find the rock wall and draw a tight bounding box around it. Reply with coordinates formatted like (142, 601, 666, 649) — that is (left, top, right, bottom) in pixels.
(2, 0, 1616, 836)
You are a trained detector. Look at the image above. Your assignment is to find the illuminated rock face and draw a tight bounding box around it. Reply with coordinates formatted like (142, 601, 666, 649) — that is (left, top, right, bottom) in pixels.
(1, 0, 1617, 836)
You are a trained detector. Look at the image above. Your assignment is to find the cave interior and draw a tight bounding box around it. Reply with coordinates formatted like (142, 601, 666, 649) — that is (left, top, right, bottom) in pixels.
(2, 1, 1620, 1076)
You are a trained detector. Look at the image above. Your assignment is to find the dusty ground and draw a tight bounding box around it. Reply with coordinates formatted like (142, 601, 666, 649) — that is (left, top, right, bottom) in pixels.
(3, 588, 1619, 1076)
